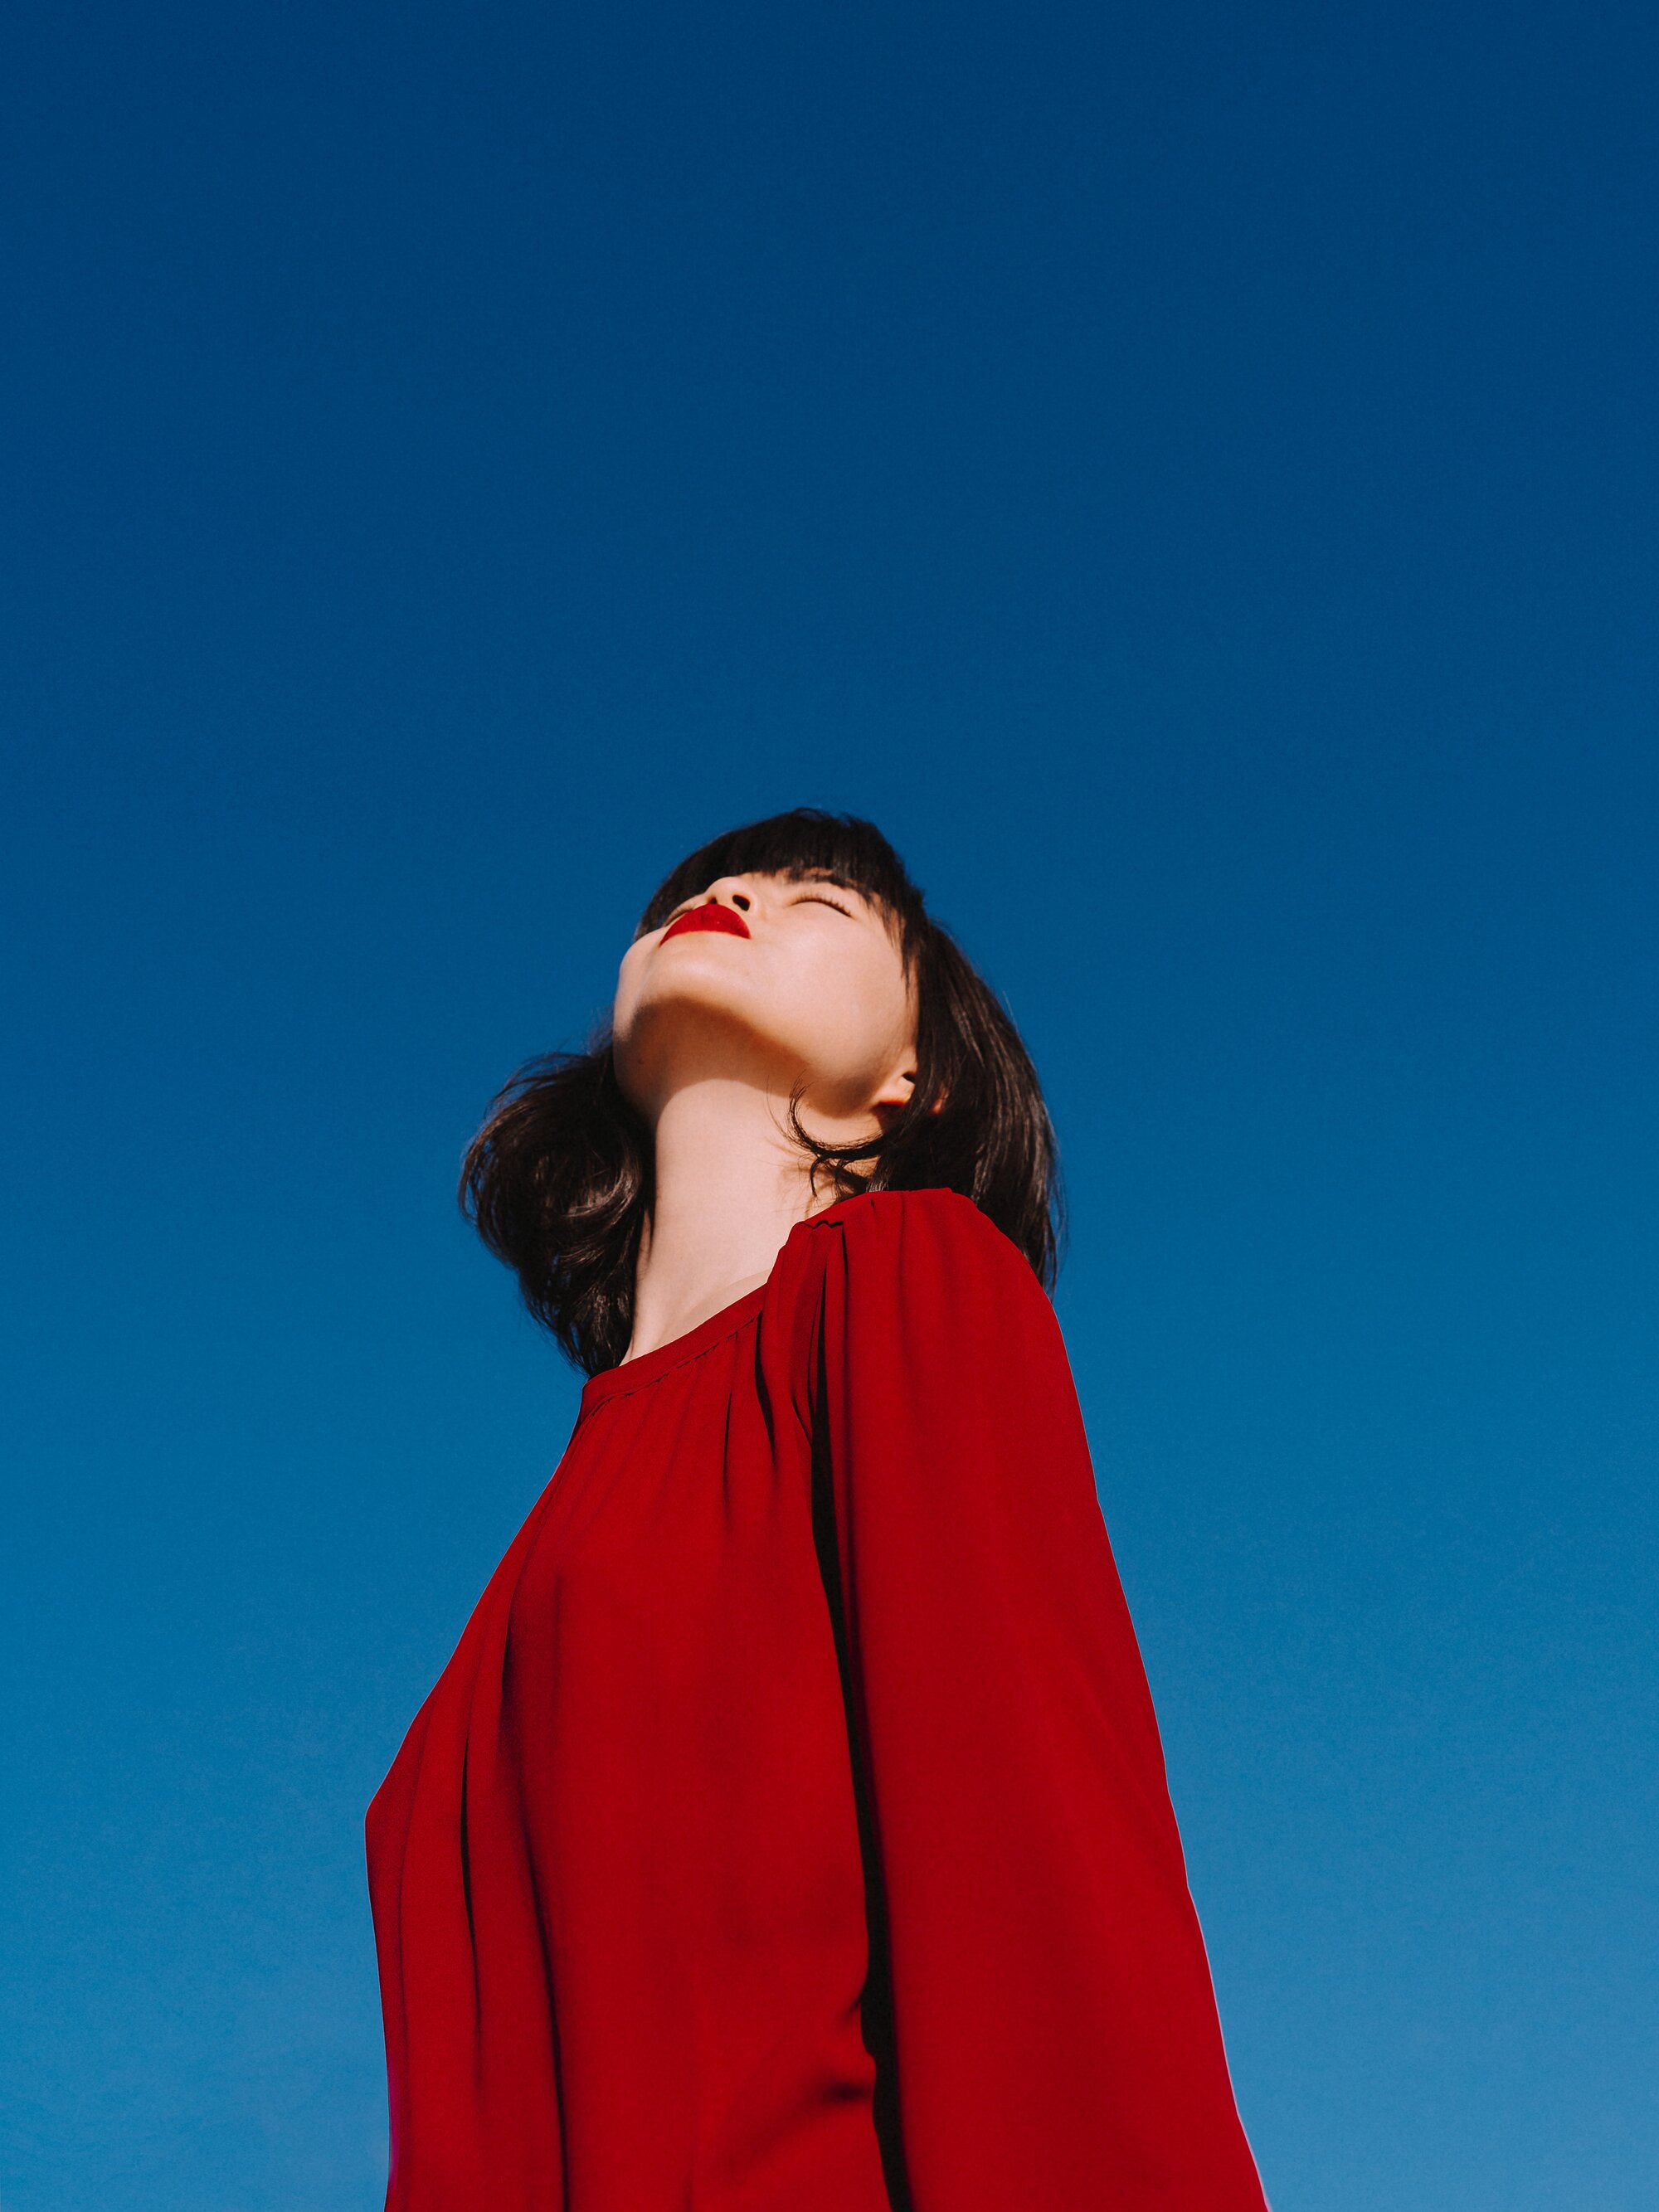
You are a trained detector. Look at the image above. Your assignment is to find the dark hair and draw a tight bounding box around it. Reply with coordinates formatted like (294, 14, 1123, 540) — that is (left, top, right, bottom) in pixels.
(460, 809, 1062, 1376)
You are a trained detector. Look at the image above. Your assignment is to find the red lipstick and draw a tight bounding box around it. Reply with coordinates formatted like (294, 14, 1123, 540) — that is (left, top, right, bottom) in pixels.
(660, 903, 751, 945)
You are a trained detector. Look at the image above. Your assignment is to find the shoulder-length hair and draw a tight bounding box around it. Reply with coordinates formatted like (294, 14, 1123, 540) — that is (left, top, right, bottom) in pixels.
(460, 808, 1062, 1376)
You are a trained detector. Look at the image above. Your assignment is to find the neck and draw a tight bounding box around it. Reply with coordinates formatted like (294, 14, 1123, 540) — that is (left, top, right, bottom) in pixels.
(625, 1080, 839, 1363)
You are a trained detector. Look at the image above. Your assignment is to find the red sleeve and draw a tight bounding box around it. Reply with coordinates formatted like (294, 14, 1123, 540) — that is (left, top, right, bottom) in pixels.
(809, 1189, 1269, 2212)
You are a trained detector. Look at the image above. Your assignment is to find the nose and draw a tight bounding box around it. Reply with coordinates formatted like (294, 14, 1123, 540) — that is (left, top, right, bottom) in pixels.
(700, 875, 754, 913)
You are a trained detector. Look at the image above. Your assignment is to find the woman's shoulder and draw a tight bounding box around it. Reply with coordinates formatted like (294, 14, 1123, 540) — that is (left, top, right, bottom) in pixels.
(761, 1185, 1064, 1418)
(801, 1184, 1044, 1296)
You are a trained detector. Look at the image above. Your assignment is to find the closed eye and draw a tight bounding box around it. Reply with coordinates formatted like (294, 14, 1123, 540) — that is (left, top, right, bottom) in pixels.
(791, 892, 855, 916)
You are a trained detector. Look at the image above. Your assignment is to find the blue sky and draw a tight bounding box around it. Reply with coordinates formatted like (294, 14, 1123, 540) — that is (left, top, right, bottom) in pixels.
(2, 2, 1656, 2207)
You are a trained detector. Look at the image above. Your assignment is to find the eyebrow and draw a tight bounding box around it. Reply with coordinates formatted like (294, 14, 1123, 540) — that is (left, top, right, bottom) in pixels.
(781, 868, 868, 897)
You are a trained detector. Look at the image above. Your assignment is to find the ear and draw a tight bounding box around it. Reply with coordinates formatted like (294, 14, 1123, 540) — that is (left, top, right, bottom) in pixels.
(871, 1067, 943, 1129)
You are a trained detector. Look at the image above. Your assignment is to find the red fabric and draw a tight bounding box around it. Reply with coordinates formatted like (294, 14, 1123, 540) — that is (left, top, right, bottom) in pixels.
(367, 1188, 1268, 2210)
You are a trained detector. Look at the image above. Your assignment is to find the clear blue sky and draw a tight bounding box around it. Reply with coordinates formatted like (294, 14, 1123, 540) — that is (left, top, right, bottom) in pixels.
(2, 3, 1655, 2207)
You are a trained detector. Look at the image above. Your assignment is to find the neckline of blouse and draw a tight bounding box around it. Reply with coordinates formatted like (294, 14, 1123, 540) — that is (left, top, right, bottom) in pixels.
(578, 1279, 772, 1413)
(577, 1192, 871, 1416)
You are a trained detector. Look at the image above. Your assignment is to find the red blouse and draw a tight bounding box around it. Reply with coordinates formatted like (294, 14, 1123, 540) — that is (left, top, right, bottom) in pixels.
(366, 1188, 1267, 2210)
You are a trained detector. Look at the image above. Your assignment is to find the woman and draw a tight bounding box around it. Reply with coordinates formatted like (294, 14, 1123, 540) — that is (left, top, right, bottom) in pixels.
(366, 808, 1269, 2210)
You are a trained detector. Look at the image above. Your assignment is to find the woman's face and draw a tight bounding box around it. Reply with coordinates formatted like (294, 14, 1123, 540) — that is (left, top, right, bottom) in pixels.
(611, 870, 918, 1129)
